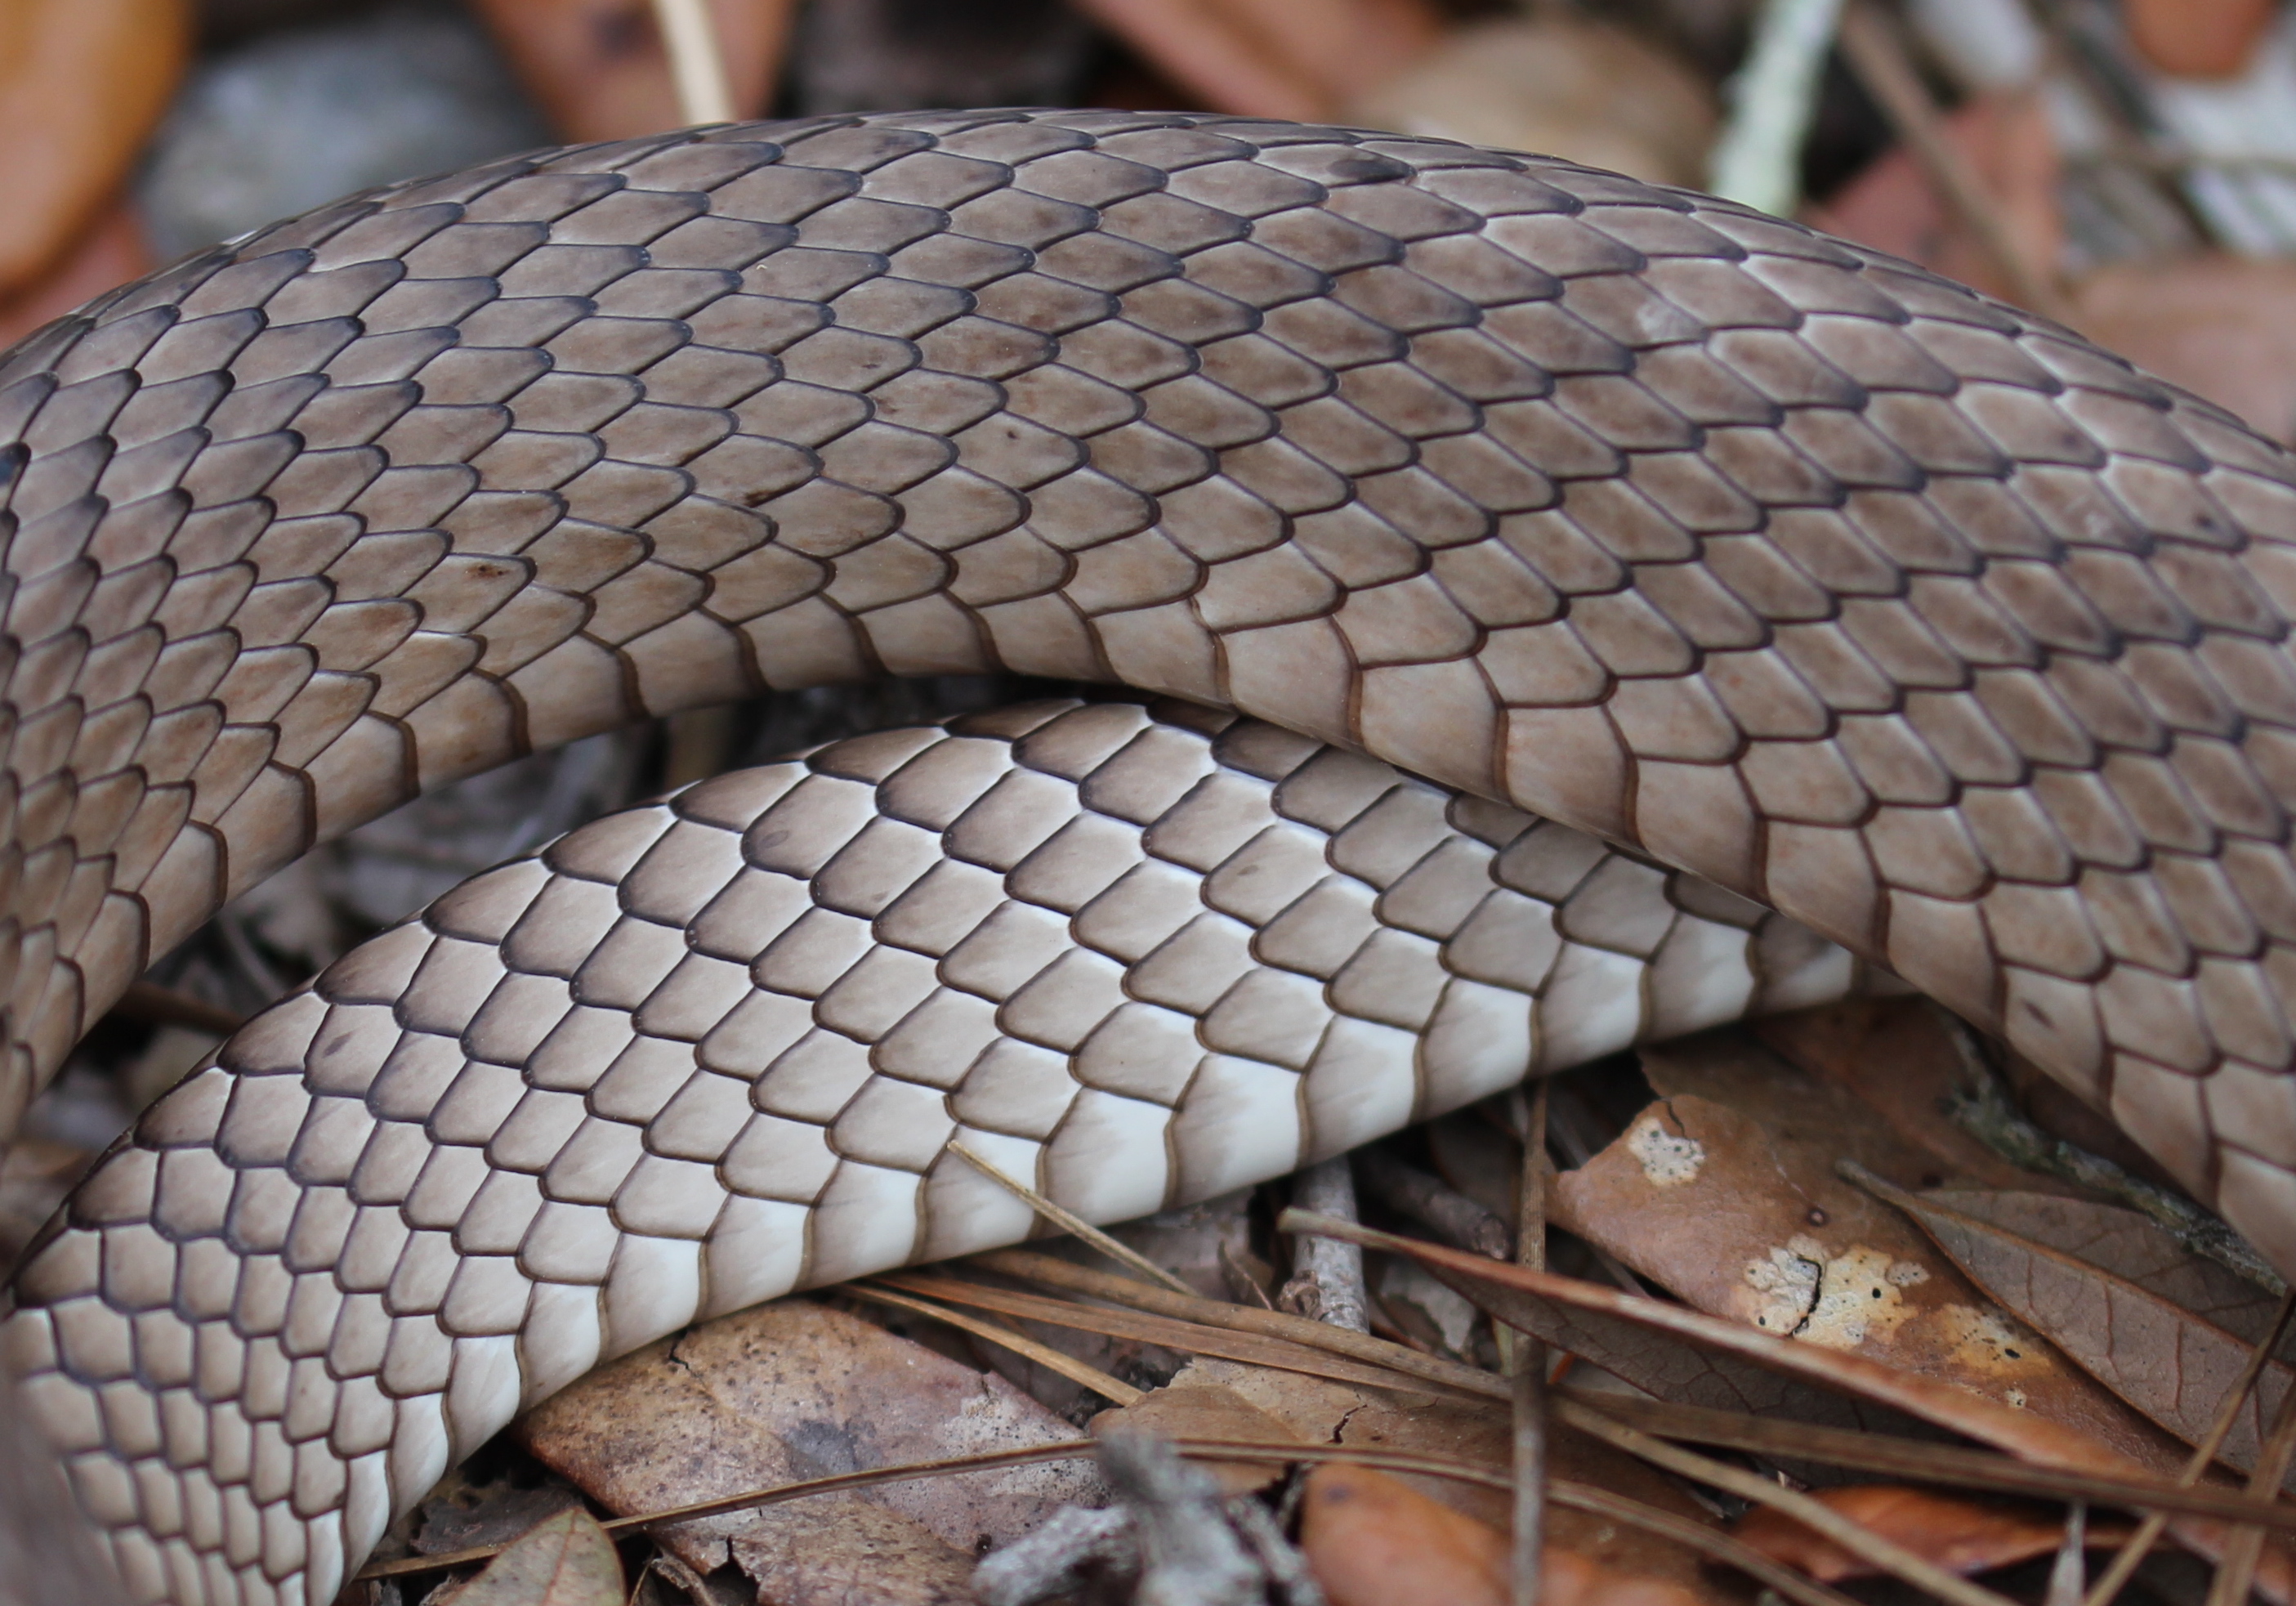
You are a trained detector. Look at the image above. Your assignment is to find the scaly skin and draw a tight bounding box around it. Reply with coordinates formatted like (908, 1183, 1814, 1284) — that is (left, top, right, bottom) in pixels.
(3, 110, 2296, 1604)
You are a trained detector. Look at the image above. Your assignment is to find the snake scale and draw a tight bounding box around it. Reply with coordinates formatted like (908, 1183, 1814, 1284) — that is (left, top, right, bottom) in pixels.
(6, 107, 2296, 1605)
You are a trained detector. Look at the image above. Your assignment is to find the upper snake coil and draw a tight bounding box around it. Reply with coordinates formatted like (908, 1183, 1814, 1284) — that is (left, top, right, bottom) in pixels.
(4, 108, 2296, 1606)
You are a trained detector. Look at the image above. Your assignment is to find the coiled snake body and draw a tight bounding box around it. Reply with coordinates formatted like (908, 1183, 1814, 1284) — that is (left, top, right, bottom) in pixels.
(6, 109, 2296, 1606)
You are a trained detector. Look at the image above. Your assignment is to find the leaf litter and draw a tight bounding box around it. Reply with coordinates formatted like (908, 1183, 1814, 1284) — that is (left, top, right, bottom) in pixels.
(341, 1004, 2296, 1606)
(514, 1299, 1106, 1603)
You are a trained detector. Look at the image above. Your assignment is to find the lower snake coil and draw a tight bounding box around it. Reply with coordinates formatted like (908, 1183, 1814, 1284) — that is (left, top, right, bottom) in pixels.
(6, 107, 2296, 1606)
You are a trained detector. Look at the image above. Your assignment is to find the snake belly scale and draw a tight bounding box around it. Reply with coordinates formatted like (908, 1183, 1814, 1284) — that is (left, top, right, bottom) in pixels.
(5, 108, 2296, 1606)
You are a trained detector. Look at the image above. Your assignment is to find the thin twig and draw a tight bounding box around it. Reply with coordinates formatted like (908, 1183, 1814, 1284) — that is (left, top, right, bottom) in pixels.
(1279, 1158, 1369, 1331)
(2205, 1351, 2296, 1606)
(1514, 1082, 1552, 1606)
(109, 980, 243, 1037)
(2050, 1505, 2089, 1606)
(1359, 1148, 1511, 1258)
(1835, 0, 2076, 322)
(947, 1139, 1196, 1296)
(649, 0, 735, 124)
(846, 1282, 1145, 1406)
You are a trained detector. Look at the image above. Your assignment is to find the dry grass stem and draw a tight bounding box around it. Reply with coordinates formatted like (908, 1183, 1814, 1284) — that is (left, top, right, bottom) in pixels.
(947, 1139, 1196, 1295)
(2084, 1288, 2296, 1605)
(875, 1271, 1476, 1399)
(1563, 1406, 2025, 1606)
(1577, 1389, 2296, 1532)
(2205, 1332, 2296, 1606)
(1834, 0, 2072, 320)
(970, 1247, 1500, 1399)
(647, 0, 735, 123)
(1515, 1081, 1552, 1606)
(845, 1282, 1146, 1407)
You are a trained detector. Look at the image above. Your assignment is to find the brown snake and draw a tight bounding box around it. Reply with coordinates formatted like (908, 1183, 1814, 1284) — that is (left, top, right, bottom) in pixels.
(6, 108, 2296, 1604)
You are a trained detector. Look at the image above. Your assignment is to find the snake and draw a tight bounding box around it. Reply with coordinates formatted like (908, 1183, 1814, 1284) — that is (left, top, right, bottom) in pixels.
(5, 106, 2296, 1606)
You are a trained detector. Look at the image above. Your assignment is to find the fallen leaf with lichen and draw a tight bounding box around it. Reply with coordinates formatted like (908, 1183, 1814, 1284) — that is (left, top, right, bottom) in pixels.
(1733, 1487, 2130, 1583)
(1549, 1039, 2192, 1479)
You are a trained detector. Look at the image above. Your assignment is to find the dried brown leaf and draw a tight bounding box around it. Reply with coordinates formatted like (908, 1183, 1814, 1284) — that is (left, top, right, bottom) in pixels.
(2071, 256, 2296, 445)
(1733, 1487, 2129, 1584)
(516, 1299, 1101, 1596)
(1450, 1246, 1947, 1442)
(1092, 1374, 1302, 1495)
(1342, 15, 1717, 189)
(414, 1476, 584, 1560)
(1927, 1192, 2285, 1351)
(1302, 1463, 1710, 1606)
(0, 197, 153, 353)
(723, 1501, 977, 1606)
(1352, 1386, 1745, 1600)
(2125, 0, 2276, 78)
(1753, 1006, 2074, 1191)
(1803, 89, 2061, 309)
(1302, 1461, 1509, 1606)
(432, 1509, 623, 1606)
(1645, 1029, 1997, 1192)
(1855, 1171, 2296, 1486)
(1159, 1353, 1747, 1604)
(0, 0, 187, 294)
